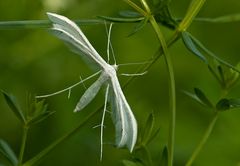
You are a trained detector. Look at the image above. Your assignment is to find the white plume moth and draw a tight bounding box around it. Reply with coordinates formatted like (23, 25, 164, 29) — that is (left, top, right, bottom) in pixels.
(44, 12, 138, 159)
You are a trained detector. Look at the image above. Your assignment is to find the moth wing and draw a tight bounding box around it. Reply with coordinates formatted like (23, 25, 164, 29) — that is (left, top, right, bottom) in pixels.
(47, 12, 108, 69)
(74, 73, 107, 112)
(109, 75, 137, 152)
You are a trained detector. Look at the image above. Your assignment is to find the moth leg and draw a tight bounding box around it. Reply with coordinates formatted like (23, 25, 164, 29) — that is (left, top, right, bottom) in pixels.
(121, 71, 148, 77)
(36, 70, 101, 98)
(100, 84, 110, 161)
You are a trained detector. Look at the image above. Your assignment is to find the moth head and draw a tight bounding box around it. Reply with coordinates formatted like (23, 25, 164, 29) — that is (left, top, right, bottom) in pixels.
(112, 64, 118, 71)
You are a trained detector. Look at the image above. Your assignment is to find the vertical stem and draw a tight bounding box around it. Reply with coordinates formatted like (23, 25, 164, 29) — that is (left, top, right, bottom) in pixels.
(18, 125, 29, 166)
(186, 113, 219, 166)
(139, 0, 176, 165)
(186, 89, 228, 166)
(150, 18, 176, 166)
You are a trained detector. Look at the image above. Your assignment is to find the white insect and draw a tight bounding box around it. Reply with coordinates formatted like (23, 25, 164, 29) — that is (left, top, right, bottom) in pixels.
(43, 12, 138, 159)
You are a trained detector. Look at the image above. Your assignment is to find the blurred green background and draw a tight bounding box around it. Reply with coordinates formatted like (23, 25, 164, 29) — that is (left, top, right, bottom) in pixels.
(1, 0, 240, 165)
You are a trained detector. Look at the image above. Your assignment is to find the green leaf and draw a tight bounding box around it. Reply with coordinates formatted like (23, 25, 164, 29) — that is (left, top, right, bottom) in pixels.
(194, 88, 214, 109)
(0, 139, 18, 166)
(182, 90, 207, 107)
(141, 113, 154, 145)
(217, 65, 225, 84)
(1, 90, 25, 124)
(97, 15, 144, 23)
(160, 146, 168, 166)
(223, 63, 240, 89)
(24, 95, 53, 125)
(128, 17, 149, 37)
(146, 127, 160, 144)
(208, 65, 222, 85)
(181, 31, 208, 63)
(28, 111, 55, 126)
(154, 6, 177, 29)
(119, 10, 142, 18)
(216, 98, 240, 111)
(133, 146, 152, 166)
(186, 32, 240, 73)
(216, 99, 230, 111)
(229, 98, 240, 107)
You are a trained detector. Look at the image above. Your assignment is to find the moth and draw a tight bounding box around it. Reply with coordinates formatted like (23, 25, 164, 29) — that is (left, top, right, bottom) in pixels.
(46, 12, 138, 156)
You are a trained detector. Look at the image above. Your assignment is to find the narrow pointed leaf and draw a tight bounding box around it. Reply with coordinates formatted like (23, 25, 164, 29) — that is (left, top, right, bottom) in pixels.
(182, 90, 206, 107)
(186, 32, 240, 73)
(0, 140, 18, 166)
(28, 111, 55, 125)
(216, 99, 230, 111)
(128, 17, 148, 37)
(119, 10, 142, 18)
(74, 74, 107, 112)
(98, 16, 144, 23)
(194, 88, 214, 109)
(181, 31, 208, 63)
(141, 113, 154, 145)
(217, 65, 225, 83)
(1, 91, 25, 124)
(160, 146, 168, 166)
(229, 99, 240, 107)
(208, 65, 222, 85)
(216, 98, 240, 111)
(147, 127, 160, 145)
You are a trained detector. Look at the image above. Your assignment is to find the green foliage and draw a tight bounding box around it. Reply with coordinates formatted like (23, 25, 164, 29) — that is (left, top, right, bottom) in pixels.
(160, 146, 168, 166)
(1, 0, 240, 166)
(0, 140, 18, 166)
(182, 31, 240, 73)
(183, 88, 214, 109)
(216, 98, 240, 111)
(147, 0, 176, 29)
(208, 62, 240, 90)
(194, 88, 214, 109)
(181, 32, 208, 63)
(1, 91, 53, 126)
(1, 90, 26, 124)
(25, 95, 54, 126)
(140, 113, 155, 145)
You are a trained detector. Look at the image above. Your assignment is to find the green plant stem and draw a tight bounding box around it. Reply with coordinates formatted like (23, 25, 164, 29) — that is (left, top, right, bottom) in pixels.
(186, 88, 229, 166)
(18, 125, 29, 166)
(138, 1, 176, 165)
(185, 112, 219, 166)
(150, 17, 176, 166)
(122, 0, 147, 17)
(178, 0, 206, 32)
(0, 19, 107, 29)
(23, 109, 99, 166)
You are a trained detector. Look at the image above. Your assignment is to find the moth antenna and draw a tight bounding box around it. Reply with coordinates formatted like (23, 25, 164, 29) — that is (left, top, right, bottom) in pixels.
(105, 22, 116, 64)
